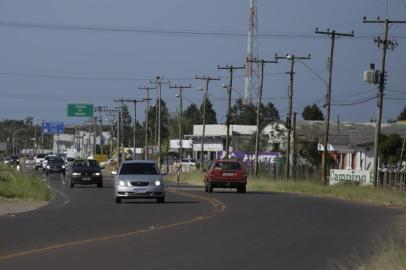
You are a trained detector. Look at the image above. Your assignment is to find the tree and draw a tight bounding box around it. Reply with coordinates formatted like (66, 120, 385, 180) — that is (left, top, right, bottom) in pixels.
(146, 99, 170, 144)
(183, 103, 202, 135)
(201, 97, 217, 124)
(302, 104, 324, 120)
(398, 106, 406, 121)
(380, 133, 403, 166)
(231, 98, 280, 126)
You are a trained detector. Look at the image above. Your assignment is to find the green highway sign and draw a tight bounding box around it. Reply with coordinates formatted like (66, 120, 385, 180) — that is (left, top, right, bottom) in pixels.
(67, 104, 94, 117)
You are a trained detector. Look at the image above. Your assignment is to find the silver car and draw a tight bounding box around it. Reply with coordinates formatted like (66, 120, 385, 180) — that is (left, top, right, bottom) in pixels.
(114, 160, 165, 204)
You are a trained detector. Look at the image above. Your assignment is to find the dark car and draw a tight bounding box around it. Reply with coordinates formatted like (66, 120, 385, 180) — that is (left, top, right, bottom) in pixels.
(44, 157, 66, 176)
(4, 155, 20, 166)
(203, 159, 247, 193)
(70, 159, 103, 188)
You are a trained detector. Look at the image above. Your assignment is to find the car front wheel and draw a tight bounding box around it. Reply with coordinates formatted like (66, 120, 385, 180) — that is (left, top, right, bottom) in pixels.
(157, 196, 165, 203)
(115, 197, 122, 204)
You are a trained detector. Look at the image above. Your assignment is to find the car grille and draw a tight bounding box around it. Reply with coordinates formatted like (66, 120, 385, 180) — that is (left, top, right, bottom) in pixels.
(130, 181, 149, 187)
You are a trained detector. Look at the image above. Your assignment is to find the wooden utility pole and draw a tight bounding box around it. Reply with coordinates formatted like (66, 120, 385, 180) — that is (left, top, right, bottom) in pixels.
(114, 99, 125, 165)
(292, 112, 297, 180)
(150, 77, 170, 167)
(315, 28, 354, 185)
(217, 65, 245, 159)
(363, 17, 406, 186)
(246, 58, 278, 177)
(195, 75, 221, 170)
(138, 86, 157, 160)
(275, 54, 311, 179)
(124, 99, 148, 160)
(169, 84, 192, 161)
(94, 106, 108, 154)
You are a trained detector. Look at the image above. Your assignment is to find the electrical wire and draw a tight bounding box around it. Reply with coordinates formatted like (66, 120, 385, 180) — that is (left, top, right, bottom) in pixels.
(0, 71, 285, 82)
(0, 20, 406, 40)
(331, 96, 376, 106)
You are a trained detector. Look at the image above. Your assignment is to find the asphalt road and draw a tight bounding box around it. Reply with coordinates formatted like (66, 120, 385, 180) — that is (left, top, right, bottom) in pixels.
(0, 168, 403, 270)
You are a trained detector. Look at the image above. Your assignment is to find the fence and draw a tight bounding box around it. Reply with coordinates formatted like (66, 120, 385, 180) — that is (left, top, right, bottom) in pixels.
(378, 169, 406, 191)
(244, 160, 322, 181)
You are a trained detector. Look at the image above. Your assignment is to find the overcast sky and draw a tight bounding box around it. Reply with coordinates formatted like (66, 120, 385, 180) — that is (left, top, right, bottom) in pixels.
(0, 0, 405, 126)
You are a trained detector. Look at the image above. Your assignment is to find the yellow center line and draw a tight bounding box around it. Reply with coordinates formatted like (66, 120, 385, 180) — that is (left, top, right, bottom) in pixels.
(0, 189, 226, 262)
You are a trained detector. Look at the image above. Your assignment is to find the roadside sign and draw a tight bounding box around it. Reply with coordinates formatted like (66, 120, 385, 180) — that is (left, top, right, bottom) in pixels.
(42, 122, 64, 134)
(67, 104, 94, 117)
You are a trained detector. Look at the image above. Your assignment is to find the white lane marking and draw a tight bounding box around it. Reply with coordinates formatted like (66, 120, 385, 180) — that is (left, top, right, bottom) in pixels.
(52, 187, 71, 209)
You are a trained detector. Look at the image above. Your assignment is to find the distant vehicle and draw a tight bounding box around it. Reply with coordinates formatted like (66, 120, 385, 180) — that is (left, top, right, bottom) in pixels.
(34, 153, 47, 171)
(203, 159, 247, 193)
(70, 159, 103, 188)
(181, 159, 198, 166)
(5, 155, 20, 166)
(42, 154, 56, 171)
(113, 160, 165, 204)
(65, 157, 75, 168)
(44, 157, 66, 176)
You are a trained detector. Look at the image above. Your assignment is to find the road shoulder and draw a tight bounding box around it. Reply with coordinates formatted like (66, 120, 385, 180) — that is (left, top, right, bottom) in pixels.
(0, 198, 49, 216)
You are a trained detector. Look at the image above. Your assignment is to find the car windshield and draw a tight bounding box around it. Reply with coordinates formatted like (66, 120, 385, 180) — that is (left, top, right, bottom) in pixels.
(119, 163, 159, 175)
(214, 162, 241, 170)
(48, 158, 64, 165)
(73, 160, 99, 168)
(67, 157, 75, 162)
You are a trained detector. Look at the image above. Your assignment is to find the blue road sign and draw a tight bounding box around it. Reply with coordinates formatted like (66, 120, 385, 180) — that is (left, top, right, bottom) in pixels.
(42, 122, 64, 134)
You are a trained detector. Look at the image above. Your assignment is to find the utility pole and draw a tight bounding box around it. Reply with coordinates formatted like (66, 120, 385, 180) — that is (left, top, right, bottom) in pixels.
(400, 135, 406, 163)
(150, 77, 170, 167)
(138, 86, 156, 160)
(246, 58, 278, 177)
(363, 17, 406, 186)
(218, 65, 245, 159)
(114, 99, 125, 164)
(41, 120, 45, 153)
(275, 53, 311, 179)
(195, 75, 221, 170)
(169, 84, 192, 161)
(315, 28, 354, 185)
(94, 106, 107, 155)
(93, 116, 97, 156)
(124, 99, 148, 160)
(292, 112, 297, 180)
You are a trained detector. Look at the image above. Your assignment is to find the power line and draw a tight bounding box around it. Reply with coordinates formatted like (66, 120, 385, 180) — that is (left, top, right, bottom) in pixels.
(332, 96, 376, 106)
(1, 20, 406, 40)
(0, 71, 285, 81)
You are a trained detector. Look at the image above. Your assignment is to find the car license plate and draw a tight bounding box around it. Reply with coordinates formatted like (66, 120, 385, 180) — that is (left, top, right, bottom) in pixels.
(222, 172, 235, 176)
(134, 189, 145, 194)
(82, 177, 91, 181)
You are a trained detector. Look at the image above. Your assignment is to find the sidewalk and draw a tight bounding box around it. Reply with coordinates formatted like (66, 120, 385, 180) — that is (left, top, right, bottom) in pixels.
(0, 199, 48, 216)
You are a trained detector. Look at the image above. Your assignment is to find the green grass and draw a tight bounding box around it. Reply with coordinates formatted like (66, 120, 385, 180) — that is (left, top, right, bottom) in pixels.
(170, 170, 406, 207)
(0, 166, 53, 201)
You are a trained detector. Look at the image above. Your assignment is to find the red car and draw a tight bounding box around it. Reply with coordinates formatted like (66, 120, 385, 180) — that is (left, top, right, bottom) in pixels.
(203, 159, 247, 193)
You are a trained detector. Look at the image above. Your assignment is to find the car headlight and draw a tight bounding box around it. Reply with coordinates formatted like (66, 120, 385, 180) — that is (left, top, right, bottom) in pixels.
(154, 180, 161, 186)
(72, 172, 81, 176)
(62, 165, 66, 169)
(93, 172, 101, 176)
(46, 165, 50, 169)
(118, 180, 126, 186)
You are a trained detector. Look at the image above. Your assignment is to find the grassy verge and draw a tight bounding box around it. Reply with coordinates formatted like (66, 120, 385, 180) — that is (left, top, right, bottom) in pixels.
(338, 239, 406, 270)
(0, 166, 53, 201)
(170, 170, 406, 207)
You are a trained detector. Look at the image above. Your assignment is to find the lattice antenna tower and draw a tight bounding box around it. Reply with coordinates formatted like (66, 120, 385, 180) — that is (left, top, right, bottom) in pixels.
(244, 0, 260, 104)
